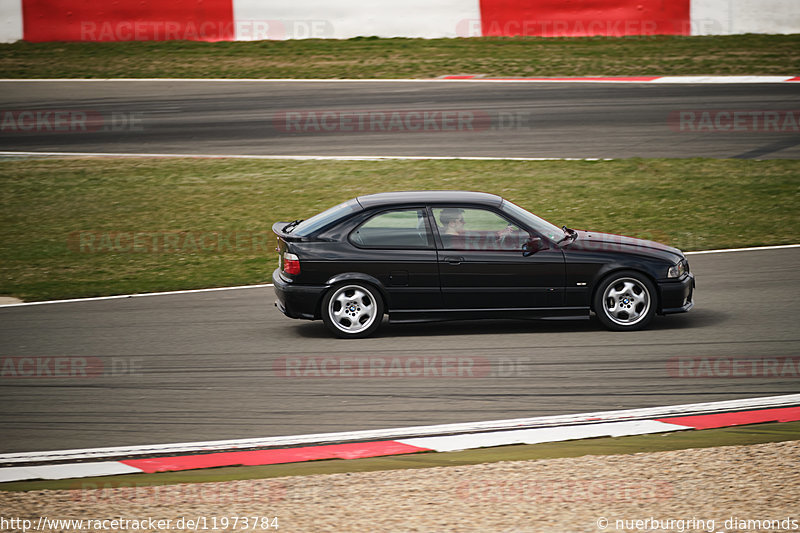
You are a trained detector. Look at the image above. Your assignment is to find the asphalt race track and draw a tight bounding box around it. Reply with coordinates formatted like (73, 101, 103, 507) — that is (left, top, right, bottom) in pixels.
(0, 247, 798, 453)
(1, 80, 798, 454)
(1, 80, 799, 159)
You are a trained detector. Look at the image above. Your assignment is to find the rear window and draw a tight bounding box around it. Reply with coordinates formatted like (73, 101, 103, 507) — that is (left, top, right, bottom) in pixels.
(350, 209, 432, 248)
(291, 199, 361, 237)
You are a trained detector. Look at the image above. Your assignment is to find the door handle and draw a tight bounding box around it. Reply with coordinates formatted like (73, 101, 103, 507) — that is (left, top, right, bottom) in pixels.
(444, 256, 465, 264)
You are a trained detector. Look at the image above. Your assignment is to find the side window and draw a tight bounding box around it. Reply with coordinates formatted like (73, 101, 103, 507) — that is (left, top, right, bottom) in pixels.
(350, 209, 433, 249)
(433, 207, 530, 251)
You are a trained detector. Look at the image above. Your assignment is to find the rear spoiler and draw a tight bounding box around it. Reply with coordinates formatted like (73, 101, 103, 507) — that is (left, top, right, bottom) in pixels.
(272, 221, 306, 242)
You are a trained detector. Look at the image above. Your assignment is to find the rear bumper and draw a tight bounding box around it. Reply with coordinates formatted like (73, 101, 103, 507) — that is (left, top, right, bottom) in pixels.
(272, 268, 326, 320)
(658, 273, 695, 315)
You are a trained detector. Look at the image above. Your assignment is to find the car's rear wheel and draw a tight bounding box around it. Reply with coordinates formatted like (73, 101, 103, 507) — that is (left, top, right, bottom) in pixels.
(321, 283, 384, 339)
(593, 271, 656, 331)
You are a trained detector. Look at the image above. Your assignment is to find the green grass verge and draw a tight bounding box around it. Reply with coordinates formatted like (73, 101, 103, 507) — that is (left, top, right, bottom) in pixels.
(1, 35, 799, 78)
(1, 157, 798, 302)
(2, 421, 798, 492)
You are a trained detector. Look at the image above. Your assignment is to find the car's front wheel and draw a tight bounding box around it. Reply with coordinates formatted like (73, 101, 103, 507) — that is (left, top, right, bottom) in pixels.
(321, 282, 384, 338)
(593, 271, 656, 331)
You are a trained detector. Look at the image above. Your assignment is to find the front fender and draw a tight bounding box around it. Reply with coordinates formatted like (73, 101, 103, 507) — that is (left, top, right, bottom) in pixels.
(591, 261, 664, 288)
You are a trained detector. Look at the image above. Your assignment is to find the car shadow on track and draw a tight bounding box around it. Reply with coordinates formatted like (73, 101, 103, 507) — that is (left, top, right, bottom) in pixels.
(290, 308, 726, 339)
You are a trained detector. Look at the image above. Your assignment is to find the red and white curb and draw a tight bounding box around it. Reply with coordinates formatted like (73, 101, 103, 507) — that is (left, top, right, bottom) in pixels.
(1, 394, 798, 483)
(4, 0, 799, 43)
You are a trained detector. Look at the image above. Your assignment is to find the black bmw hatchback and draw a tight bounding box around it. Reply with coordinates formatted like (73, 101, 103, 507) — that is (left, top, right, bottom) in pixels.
(273, 191, 694, 338)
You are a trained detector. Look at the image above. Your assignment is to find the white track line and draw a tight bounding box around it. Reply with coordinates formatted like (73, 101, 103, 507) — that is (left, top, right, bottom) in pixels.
(1, 394, 797, 465)
(646, 76, 796, 84)
(0, 284, 273, 308)
(398, 420, 693, 452)
(0, 245, 797, 308)
(0, 78, 479, 83)
(0, 462, 143, 483)
(685, 244, 800, 255)
(0, 151, 610, 162)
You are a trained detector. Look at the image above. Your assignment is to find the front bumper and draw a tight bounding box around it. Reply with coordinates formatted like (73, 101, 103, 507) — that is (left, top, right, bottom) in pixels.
(272, 268, 327, 320)
(658, 272, 695, 315)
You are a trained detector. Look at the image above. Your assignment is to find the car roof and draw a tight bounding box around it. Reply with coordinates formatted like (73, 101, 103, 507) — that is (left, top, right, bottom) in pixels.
(356, 191, 503, 209)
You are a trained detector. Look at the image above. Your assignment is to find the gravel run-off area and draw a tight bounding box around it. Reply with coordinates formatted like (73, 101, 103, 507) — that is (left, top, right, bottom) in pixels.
(1, 440, 798, 532)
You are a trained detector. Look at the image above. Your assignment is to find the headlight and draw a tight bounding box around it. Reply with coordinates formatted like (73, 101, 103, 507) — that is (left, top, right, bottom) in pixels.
(668, 258, 689, 278)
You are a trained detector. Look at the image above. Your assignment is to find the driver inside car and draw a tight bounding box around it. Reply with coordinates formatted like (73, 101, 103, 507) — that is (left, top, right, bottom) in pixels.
(439, 207, 518, 249)
(439, 208, 467, 236)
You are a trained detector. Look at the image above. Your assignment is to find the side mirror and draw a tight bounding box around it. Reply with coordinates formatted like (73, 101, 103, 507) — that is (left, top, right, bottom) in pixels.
(522, 237, 545, 257)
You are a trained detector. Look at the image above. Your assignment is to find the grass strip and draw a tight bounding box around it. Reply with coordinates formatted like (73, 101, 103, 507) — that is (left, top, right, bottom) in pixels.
(1, 421, 798, 492)
(1, 157, 798, 302)
(1, 35, 799, 79)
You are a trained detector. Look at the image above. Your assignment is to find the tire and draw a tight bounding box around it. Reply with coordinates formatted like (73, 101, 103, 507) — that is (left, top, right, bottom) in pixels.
(593, 271, 656, 331)
(321, 282, 384, 339)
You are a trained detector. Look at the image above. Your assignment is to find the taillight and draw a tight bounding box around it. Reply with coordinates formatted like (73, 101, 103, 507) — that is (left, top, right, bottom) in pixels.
(283, 252, 301, 275)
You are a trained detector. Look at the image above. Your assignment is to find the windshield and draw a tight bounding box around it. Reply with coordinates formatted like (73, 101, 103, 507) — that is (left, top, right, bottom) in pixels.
(500, 200, 563, 242)
(291, 199, 361, 237)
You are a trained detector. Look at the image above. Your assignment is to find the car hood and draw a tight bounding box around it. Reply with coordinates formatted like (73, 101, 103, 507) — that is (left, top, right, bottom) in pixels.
(566, 230, 684, 259)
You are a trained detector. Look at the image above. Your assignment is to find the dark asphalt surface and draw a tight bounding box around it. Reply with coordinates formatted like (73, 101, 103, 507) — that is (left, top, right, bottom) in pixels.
(0, 247, 798, 453)
(1, 81, 799, 158)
